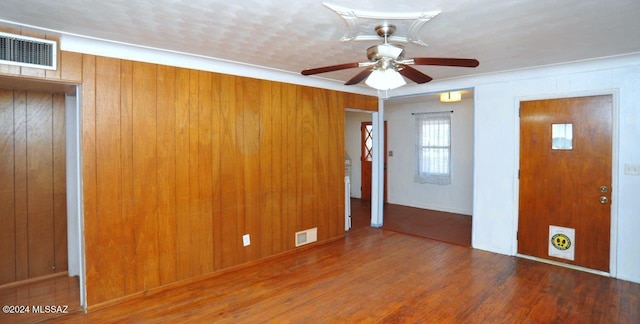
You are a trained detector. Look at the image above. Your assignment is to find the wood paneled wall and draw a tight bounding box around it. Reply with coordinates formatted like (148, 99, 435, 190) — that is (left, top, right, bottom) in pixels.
(0, 25, 378, 307)
(0, 89, 67, 285)
(80, 57, 376, 306)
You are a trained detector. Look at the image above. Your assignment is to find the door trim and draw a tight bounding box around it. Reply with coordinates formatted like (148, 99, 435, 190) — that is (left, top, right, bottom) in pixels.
(513, 89, 620, 277)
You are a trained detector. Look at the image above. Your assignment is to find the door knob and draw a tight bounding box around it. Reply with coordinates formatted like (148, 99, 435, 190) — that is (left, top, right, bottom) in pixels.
(600, 196, 608, 204)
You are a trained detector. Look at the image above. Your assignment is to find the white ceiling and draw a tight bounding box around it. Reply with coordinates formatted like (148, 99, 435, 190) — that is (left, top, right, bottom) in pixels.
(1, 0, 640, 89)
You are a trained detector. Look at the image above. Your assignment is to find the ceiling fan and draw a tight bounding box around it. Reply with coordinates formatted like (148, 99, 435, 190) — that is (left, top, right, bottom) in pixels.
(301, 24, 479, 90)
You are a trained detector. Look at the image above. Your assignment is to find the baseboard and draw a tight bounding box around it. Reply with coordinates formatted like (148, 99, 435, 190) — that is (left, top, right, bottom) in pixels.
(86, 234, 346, 312)
(0, 271, 70, 290)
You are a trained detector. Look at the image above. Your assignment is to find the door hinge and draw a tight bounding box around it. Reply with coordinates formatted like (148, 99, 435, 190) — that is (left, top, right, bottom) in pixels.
(516, 231, 518, 240)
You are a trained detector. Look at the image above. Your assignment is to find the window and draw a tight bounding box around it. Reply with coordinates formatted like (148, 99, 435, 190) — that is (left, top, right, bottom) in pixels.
(415, 112, 452, 185)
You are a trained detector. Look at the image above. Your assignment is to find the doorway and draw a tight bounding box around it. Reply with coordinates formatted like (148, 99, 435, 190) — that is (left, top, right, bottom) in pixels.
(360, 121, 387, 202)
(518, 95, 613, 272)
(0, 77, 84, 311)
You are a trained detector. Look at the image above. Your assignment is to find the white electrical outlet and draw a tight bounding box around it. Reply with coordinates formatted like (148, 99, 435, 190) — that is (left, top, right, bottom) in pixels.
(624, 163, 640, 176)
(242, 234, 251, 247)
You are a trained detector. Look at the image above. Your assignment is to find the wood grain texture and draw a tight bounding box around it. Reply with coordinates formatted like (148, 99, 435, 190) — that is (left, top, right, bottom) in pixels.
(26, 92, 55, 278)
(81, 54, 99, 304)
(197, 70, 214, 274)
(2, 48, 378, 306)
(49, 228, 640, 323)
(156, 65, 178, 285)
(0, 89, 67, 286)
(258, 79, 273, 258)
(119, 60, 136, 296)
(131, 61, 160, 291)
(0, 90, 16, 284)
(519, 96, 612, 272)
(210, 73, 223, 271)
(52, 93, 67, 273)
(219, 73, 239, 269)
(94, 56, 124, 301)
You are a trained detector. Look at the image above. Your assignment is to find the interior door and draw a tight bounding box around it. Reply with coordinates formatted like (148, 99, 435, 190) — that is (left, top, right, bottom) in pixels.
(360, 121, 387, 201)
(518, 95, 612, 272)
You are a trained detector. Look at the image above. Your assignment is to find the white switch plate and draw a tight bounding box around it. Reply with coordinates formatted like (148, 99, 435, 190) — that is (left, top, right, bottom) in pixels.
(624, 163, 640, 176)
(242, 234, 250, 246)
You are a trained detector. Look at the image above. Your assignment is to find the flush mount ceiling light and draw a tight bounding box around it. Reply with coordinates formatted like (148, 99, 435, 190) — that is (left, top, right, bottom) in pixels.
(440, 91, 462, 102)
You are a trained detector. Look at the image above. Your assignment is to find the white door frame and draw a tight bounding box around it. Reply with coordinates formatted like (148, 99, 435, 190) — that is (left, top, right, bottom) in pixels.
(370, 98, 385, 227)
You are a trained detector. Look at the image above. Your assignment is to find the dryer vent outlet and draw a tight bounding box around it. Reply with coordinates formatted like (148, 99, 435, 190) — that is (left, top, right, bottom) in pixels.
(295, 227, 318, 247)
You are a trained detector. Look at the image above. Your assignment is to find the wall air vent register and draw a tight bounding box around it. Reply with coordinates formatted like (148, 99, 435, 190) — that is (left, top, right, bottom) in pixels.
(0, 32, 57, 70)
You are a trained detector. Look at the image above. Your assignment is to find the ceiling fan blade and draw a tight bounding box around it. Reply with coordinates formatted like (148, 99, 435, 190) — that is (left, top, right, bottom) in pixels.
(301, 62, 360, 75)
(412, 57, 480, 68)
(344, 67, 374, 85)
(399, 65, 433, 84)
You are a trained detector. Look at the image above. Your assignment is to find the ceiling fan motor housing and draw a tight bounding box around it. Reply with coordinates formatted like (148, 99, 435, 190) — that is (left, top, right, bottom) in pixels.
(366, 43, 405, 61)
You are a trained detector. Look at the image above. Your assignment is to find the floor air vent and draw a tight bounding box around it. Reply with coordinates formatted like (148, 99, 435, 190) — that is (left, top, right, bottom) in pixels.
(0, 32, 57, 70)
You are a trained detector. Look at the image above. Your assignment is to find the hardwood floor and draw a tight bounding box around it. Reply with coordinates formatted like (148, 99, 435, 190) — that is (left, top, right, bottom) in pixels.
(28, 227, 639, 323)
(0, 274, 81, 323)
(350, 198, 472, 246)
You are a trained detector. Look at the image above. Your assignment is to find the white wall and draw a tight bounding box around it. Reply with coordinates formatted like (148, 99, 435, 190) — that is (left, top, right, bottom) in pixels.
(390, 54, 640, 284)
(475, 55, 640, 283)
(385, 97, 474, 215)
(345, 111, 372, 198)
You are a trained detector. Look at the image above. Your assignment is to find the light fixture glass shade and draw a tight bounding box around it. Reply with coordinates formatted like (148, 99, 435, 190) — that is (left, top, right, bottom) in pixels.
(365, 69, 407, 90)
(440, 91, 462, 102)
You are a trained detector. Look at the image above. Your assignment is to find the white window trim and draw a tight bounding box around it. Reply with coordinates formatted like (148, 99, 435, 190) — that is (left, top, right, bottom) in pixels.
(414, 111, 452, 185)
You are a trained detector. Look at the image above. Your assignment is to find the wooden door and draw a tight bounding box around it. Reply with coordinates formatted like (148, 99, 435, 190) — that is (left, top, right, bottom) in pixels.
(518, 95, 612, 272)
(360, 121, 387, 201)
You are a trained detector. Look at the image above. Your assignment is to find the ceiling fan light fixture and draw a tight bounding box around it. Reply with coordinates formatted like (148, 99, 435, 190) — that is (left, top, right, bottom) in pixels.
(440, 91, 462, 102)
(365, 68, 406, 90)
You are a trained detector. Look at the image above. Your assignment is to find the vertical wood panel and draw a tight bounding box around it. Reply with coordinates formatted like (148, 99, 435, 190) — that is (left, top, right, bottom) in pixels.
(283, 84, 298, 250)
(119, 60, 136, 295)
(94, 56, 124, 301)
(0, 90, 16, 284)
(197, 70, 214, 274)
(157, 65, 178, 284)
(302, 88, 316, 231)
(270, 82, 283, 254)
(328, 91, 345, 238)
(52, 93, 67, 272)
(13, 91, 28, 282)
(60, 51, 83, 82)
(234, 76, 247, 263)
(259, 80, 273, 258)
(132, 62, 159, 291)
(187, 70, 201, 273)
(174, 68, 192, 280)
(26, 92, 55, 278)
(241, 77, 260, 262)
(82, 55, 99, 303)
(210, 73, 223, 271)
(219, 74, 239, 268)
(315, 89, 330, 241)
